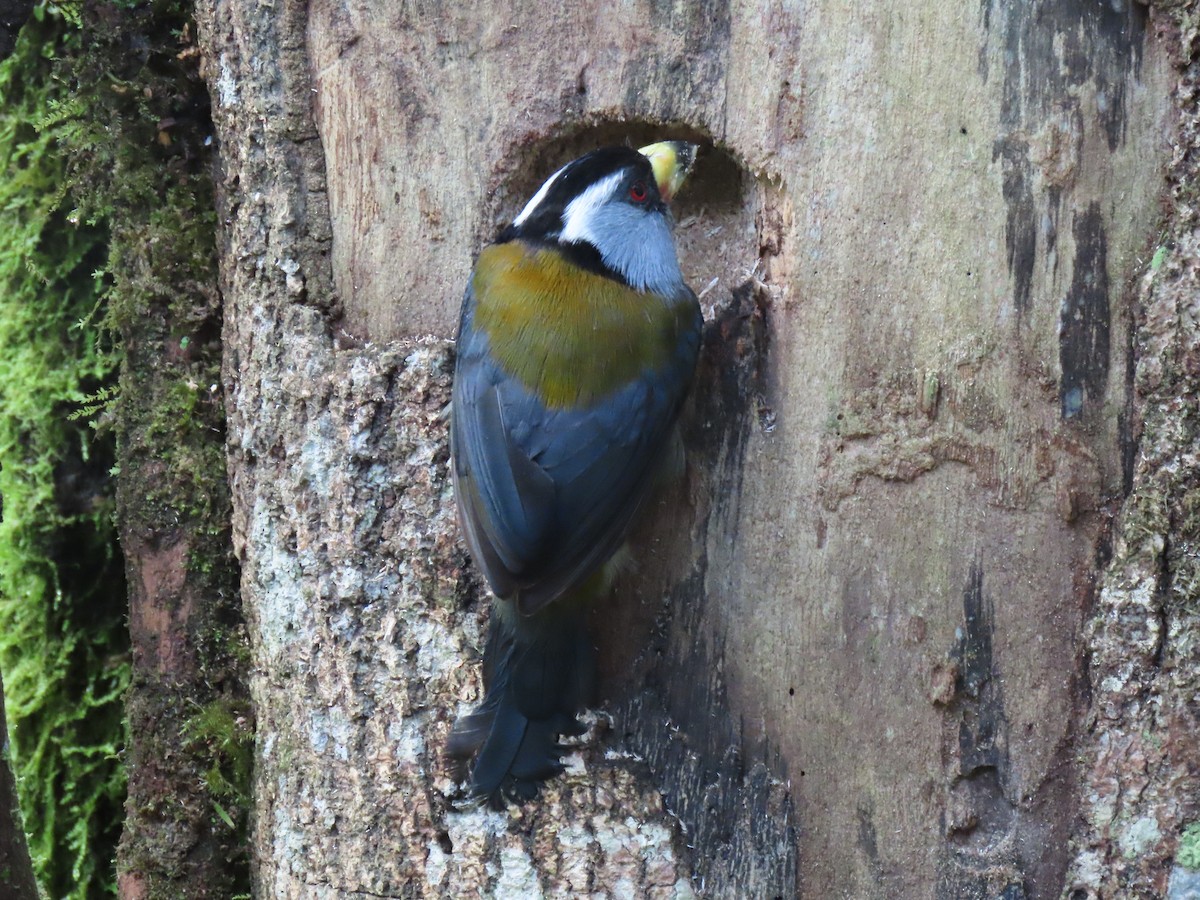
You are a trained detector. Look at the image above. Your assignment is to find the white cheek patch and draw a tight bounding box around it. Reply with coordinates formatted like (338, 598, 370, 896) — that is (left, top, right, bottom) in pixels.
(512, 162, 569, 227)
(559, 171, 625, 245)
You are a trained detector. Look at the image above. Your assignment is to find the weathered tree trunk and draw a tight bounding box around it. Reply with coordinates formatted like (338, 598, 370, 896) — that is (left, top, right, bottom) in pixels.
(194, 0, 1186, 895)
(0, 673, 38, 900)
(1062, 8, 1200, 897)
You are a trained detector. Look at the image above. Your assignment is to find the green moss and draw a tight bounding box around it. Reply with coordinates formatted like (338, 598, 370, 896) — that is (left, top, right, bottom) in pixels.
(1180, 821, 1200, 871)
(1, 1, 247, 896)
(184, 699, 253, 831)
(76, 0, 250, 892)
(0, 9, 128, 897)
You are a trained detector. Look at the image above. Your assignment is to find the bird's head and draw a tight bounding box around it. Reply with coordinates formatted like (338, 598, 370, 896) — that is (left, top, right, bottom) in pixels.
(499, 141, 698, 297)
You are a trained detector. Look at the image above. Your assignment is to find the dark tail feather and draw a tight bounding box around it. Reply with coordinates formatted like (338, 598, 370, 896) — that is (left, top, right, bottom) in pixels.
(446, 603, 592, 806)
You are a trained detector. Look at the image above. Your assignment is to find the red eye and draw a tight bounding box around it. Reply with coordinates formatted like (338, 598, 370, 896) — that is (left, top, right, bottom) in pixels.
(629, 181, 648, 203)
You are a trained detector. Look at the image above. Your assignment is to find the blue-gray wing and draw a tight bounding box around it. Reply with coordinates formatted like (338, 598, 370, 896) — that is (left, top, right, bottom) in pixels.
(451, 284, 701, 615)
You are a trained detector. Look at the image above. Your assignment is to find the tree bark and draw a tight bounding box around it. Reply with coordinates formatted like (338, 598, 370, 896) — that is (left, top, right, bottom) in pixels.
(195, 0, 1180, 895)
(1063, 7, 1200, 897)
(0, 673, 38, 900)
(80, 4, 253, 895)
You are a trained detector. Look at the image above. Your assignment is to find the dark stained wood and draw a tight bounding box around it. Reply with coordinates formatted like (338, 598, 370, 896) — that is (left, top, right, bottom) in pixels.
(0, 673, 39, 900)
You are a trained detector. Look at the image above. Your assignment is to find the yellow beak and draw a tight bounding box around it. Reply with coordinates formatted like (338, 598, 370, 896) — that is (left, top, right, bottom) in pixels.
(638, 140, 699, 203)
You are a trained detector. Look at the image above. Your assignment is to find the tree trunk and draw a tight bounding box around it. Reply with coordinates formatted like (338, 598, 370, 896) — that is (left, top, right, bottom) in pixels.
(0, 673, 38, 900)
(194, 0, 1184, 895)
(1062, 7, 1200, 897)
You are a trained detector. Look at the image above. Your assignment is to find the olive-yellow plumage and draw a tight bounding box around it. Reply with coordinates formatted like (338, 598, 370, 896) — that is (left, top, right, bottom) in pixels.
(447, 141, 701, 805)
(472, 241, 698, 409)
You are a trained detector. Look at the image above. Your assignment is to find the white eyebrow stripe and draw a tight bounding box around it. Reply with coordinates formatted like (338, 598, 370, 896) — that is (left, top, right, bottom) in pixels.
(512, 162, 570, 227)
(559, 170, 625, 245)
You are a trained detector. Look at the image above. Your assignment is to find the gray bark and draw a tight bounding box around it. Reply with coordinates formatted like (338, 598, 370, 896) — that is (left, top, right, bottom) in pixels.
(196, 0, 1182, 895)
(1063, 7, 1200, 896)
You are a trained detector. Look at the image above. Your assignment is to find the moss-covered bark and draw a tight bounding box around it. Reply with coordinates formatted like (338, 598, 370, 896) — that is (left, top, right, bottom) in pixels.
(67, 3, 253, 896)
(0, 2, 249, 896)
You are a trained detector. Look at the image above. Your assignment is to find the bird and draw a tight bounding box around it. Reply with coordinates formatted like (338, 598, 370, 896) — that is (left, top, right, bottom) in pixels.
(446, 140, 703, 805)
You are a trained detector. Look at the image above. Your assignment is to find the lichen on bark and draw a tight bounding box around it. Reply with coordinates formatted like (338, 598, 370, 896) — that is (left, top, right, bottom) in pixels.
(1064, 7, 1200, 897)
